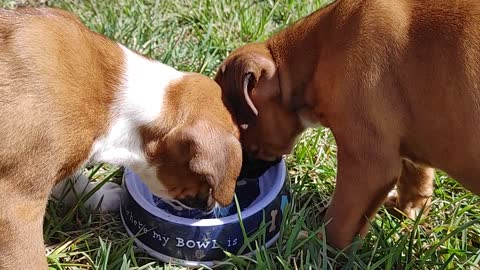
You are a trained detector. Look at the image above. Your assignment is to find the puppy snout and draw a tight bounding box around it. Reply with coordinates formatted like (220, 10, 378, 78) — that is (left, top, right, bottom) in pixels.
(249, 148, 278, 161)
(178, 195, 215, 212)
(248, 145, 259, 156)
(240, 154, 282, 178)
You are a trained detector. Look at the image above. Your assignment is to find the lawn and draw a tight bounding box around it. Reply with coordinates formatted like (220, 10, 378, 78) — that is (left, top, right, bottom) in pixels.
(1, 0, 479, 269)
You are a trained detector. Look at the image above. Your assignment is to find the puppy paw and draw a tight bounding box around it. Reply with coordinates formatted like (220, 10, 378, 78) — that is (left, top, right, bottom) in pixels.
(383, 188, 399, 209)
(383, 188, 430, 220)
(86, 183, 123, 212)
(52, 173, 123, 212)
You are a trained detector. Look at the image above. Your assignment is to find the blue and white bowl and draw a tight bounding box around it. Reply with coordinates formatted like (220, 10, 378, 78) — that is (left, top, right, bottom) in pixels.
(120, 159, 289, 267)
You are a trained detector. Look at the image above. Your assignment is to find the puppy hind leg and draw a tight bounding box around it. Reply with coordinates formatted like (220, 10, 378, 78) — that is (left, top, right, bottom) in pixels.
(385, 159, 434, 220)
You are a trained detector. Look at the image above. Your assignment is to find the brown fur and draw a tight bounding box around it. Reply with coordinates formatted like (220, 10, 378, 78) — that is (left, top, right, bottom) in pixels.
(140, 74, 242, 206)
(0, 8, 241, 269)
(215, 0, 480, 249)
(0, 9, 122, 269)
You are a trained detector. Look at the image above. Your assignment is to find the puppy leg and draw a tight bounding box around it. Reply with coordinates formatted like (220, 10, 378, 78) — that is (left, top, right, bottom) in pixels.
(386, 160, 434, 219)
(0, 193, 48, 270)
(52, 173, 122, 212)
(85, 181, 122, 212)
(323, 139, 402, 249)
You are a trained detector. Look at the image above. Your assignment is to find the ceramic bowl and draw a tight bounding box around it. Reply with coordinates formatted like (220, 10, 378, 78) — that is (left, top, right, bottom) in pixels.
(120, 159, 289, 267)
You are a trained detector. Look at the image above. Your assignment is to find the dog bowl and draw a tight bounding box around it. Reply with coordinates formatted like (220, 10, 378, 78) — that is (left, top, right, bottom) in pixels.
(151, 176, 262, 219)
(120, 159, 289, 267)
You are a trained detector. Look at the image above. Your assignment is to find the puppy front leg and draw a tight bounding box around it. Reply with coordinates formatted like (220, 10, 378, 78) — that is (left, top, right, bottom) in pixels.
(0, 196, 48, 270)
(323, 140, 402, 249)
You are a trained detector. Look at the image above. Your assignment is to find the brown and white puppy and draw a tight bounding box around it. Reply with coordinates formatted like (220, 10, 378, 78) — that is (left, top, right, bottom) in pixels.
(0, 7, 241, 269)
(215, 0, 480, 249)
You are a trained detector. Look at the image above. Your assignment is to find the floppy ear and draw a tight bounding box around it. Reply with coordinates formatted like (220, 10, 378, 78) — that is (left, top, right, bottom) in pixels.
(243, 71, 259, 116)
(239, 53, 277, 120)
(216, 50, 277, 126)
(161, 121, 242, 206)
(192, 132, 242, 206)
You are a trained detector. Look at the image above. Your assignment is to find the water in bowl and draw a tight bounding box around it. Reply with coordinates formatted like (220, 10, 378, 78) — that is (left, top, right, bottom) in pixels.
(152, 157, 281, 219)
(152, 177, 261, 219)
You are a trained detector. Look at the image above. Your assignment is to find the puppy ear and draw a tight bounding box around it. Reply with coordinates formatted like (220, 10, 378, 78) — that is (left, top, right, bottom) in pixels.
(216, 47, 277, 125)
(243, 71, 259, 116)
(162, 121, 242, 206)
(193, 131, 242, 206)
(240, 53, 277, 117)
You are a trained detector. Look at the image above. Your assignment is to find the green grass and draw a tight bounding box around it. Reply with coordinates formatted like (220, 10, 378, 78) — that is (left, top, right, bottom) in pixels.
(2, 0, 480, 269)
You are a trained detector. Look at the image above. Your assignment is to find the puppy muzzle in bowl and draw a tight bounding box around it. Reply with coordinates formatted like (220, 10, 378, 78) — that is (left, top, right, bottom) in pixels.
(120, 158, 289, 267)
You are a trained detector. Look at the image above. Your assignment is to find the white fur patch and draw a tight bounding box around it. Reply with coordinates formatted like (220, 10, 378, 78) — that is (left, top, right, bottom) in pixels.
(51, 173, 122, 212)
(297, 109, 322, 129)
(89, 45, 184, 199)
(117, 46, 183, 124)
(300, 115, 322, 129)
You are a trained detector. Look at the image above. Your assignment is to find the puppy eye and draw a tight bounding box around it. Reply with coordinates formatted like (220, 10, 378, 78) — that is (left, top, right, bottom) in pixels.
(240, 124, 249, 130)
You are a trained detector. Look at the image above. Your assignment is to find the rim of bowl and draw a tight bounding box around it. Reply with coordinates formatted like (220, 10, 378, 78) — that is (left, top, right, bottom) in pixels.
(124, 159, 286, 227)
(119, 209, 282, 267)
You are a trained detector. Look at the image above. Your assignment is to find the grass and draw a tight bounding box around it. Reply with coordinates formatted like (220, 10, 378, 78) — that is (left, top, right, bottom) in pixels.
(1, 0, 479, 269)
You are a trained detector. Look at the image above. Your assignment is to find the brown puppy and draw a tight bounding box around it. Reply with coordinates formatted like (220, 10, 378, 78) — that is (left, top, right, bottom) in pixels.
(215, 0, 480, 249)
(0, 8, 241, 269)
